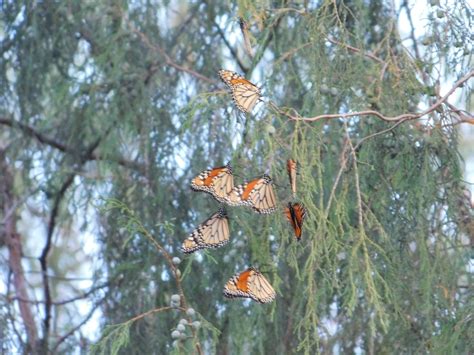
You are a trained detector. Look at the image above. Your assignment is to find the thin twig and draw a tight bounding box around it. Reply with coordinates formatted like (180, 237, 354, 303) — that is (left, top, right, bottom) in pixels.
(272, 7, 307, 16)
(1, 187, 40, 226)
(126, 20, 215, 85)
(444, 102, 474, 125)
(6, 282, 109, 307)
(332, 0, 345, 29)
(51, 297, 106, 353)
(344, 122, 364, 230)
(326, 37, 385, 64)
(274, 41, 313, 65)
(324, 139, 350, 218)
(353, 118, 409, 151)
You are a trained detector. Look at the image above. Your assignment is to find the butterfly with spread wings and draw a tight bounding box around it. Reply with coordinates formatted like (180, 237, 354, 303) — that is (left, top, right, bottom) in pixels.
(284, 202, 307, 241)
(181, 208, 230, 254)
(223, 267, 276, 303)
(190, 163, 234, 203)
(218, 69, 262, 113)
(225, 174, 277, 214)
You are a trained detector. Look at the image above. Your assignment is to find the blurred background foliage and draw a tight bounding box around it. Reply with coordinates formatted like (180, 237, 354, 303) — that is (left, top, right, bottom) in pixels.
(0, 0, 472, 354)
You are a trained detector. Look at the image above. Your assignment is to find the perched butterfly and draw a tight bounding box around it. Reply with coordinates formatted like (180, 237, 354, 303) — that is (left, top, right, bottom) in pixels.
(191, 163, 234, 203)
(239, 18, 254, 57)
(223, 267, 276, 303)
(181, 208, 230, 254)
(284, 202, 307, 241)
(287, 159, 297, 197)
(225, 174, 277, 214)
(218, 69, 262, 113)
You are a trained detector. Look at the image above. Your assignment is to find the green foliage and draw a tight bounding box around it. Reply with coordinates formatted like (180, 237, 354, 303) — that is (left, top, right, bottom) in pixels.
(90, 323, 131, 355)
(0, 0, 472, 354)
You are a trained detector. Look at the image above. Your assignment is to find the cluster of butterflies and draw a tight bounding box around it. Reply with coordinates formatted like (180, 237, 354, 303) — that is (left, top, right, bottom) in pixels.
(179, 70, 307, 304)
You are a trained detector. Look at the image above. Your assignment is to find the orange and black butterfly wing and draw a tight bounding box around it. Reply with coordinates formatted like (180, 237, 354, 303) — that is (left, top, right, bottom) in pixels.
(247, 269, 276, 303)
(190, 163, 234, 203)
(181, 209, 230, 254)
(224, 176, 277, 213)
(244, 175, 277, 214)
(223, 267, 276, 303)
(224, 183, 246, 206)
(227, 176, 277, 213)
(231, 84, 261, 113)
(218, 69, 261, 113)
(223, 268, 253, 300)
(218, 69, 255, 88)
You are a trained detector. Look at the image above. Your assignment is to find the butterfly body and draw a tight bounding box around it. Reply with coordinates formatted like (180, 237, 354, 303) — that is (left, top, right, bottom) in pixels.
(181, 208, 230, 254)
(218, 69, 262, 113)
(223, 267, 276, 303)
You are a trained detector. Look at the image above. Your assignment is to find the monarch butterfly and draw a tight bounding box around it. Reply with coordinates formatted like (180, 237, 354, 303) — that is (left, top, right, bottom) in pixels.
(284, 202, 307, 241)
(223, 267, 276, 303)
(218, 69, 262, 113)
(225, 174, 277, 214)
(191, 163, 234, 203)
(287, 159, 297, 197)
(239, 18, 254, 57)
(181, 208, 230, 254)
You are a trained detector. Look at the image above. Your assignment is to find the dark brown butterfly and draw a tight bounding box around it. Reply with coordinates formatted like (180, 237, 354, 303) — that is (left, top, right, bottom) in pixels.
(284, 202, 307, 241)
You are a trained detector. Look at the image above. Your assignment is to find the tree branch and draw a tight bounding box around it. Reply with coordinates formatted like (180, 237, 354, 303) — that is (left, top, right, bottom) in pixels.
(0, 117, 145, 173)
(401, 0, 421, 62)
(445, 102, 474, 125)
(39, 176, 74, 354)
(105, 200, 203, 354)
(273, 70, 473, 122)
(6, 281, 109, 306)
(214, 21, 247, 73)
(0, 148, 39, 353)
(125, 19, 216, 85)
(39, 130, 111, 354)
